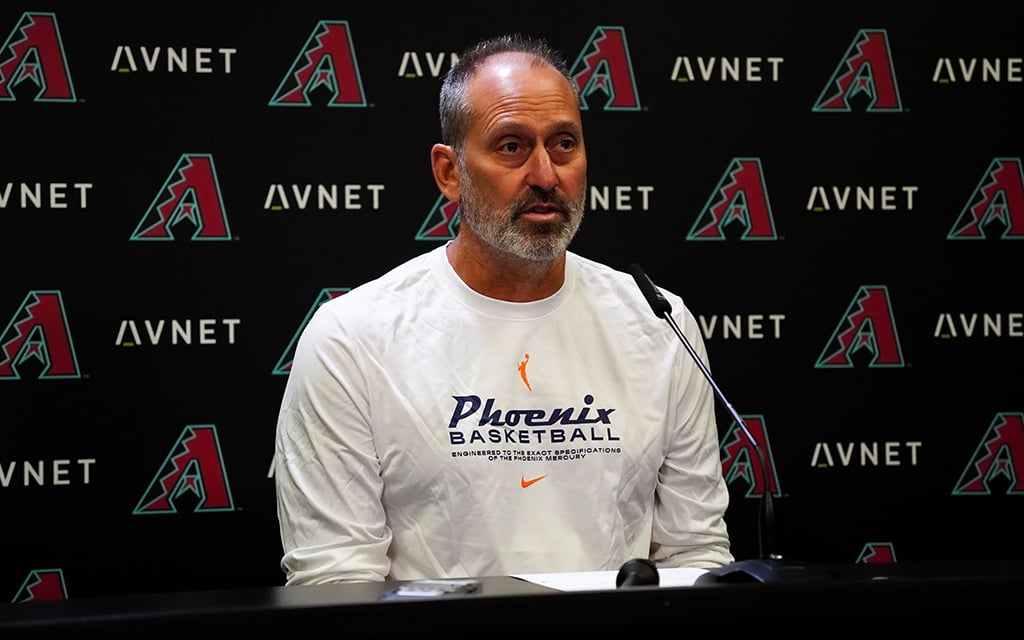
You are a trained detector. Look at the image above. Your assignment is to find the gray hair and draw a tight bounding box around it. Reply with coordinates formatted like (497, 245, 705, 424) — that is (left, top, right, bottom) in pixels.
(438, 34, 578, 154)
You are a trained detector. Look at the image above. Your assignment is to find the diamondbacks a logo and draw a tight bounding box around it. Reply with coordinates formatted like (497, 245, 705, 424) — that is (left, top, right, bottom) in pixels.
(12, 569, 67, 602)
(947, 157, 1024, 239)
(130, 153, 231, 241)
(269, 20, 366, 107)
(569, 26, 641, 111)
(857, 542, 896, 563)
(0, 290, 80, 380)
(953, 412, 1024, 495)
(134, 424, 234, 514)
(816, 286, 905, 368)
(0, 12, 75, 103)
(272, 288, 349, 375)
(813, 29, 902, 112)
(688, 158, 777, 240)
(416, 195, 460, 241)
(720, 415, 781, 498)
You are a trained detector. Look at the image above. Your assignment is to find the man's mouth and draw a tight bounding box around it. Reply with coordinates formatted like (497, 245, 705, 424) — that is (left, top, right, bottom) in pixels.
(519, 204, 562, 217)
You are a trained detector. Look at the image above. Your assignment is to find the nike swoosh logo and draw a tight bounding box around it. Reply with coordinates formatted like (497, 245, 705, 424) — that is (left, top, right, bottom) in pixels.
(521, 474, 547, 488)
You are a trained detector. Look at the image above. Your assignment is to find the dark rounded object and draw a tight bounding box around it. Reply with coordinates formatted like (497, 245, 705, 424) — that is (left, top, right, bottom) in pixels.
(615, 558, 660, 588)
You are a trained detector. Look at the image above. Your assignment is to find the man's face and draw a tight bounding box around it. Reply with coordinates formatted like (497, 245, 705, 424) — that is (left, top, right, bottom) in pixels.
(456, 53, 587, 262)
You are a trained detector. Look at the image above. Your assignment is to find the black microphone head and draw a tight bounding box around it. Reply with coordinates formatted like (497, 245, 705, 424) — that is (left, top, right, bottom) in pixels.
(615, 558, 660, 588)
(627, 263, 673, 317)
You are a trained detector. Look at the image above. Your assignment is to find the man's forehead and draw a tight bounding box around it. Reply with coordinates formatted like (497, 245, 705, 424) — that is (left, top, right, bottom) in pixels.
(473, 52, 554, 83)
(469, 54, 573, 102)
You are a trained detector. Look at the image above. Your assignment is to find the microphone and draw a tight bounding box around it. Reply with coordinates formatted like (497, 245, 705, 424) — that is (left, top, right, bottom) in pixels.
(628, 263, 825, 584)
(615, 558, 660, 588)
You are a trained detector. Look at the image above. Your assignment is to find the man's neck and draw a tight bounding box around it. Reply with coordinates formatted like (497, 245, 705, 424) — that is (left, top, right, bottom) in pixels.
(445, 237, 566, 302)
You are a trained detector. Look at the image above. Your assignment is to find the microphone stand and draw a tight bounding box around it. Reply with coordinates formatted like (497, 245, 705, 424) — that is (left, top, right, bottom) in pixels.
(628, 264, 827, 584)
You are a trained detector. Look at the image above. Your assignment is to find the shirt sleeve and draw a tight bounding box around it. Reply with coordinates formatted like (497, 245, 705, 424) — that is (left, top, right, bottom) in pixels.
(274, 301, 392, 584)
(649, 301, 735, 569)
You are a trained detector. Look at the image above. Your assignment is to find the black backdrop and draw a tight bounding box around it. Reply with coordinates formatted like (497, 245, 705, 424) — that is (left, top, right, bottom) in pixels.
(3, 1, 1022, 600)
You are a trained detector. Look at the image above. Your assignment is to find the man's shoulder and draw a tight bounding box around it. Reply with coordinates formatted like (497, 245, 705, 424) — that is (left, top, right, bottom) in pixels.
(568, 251, 640, 291)
(318, 248, 440, 313)
(567, 251, 622, 278)
(568, 252, 688, 310)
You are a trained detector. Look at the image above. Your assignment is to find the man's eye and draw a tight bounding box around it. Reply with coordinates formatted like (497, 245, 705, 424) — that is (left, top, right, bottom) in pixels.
(501, 142, 520, 153)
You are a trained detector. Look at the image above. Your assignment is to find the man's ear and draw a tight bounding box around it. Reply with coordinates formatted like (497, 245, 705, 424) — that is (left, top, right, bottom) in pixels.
(430, 143, 461, 202)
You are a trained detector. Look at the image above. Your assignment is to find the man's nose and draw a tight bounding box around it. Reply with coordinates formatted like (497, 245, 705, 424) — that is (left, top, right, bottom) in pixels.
(526, 149, 559, 192)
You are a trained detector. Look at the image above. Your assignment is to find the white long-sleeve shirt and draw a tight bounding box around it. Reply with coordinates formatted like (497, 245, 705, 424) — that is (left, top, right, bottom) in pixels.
(274, 244, 733, 584)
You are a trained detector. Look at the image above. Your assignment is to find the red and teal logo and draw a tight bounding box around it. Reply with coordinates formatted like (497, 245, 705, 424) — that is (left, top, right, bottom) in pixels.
(0, 290, 80, 380)
(688, 158, 777, 240)
(816, 286, 905, 368)
(12, 569, 67, 602)
(953, 412, 1024, 495)
(273, 288, 349, 375)
(269, 20, 366, 107)
(720, 414, 781, 498)
(857, 542, 896, 563)
(813, 29, 902, 112)
(569, 26, 640, 111)
(416, 195, 460, 242)
(0, 12, 75, 102)
(131, 153, 232, 241)
(134, 425, 235, 514)
(948, 157, 1024, 239)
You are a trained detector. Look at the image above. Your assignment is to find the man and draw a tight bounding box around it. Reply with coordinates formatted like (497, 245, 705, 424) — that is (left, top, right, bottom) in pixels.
(274, 33, 734, 585)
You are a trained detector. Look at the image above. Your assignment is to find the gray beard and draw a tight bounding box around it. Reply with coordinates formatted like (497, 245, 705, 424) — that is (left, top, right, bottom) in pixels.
(457, 169, 586, 262)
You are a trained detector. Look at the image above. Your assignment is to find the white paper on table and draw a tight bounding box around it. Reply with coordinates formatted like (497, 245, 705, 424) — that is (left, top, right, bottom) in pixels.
(514, 567, 707, 592)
